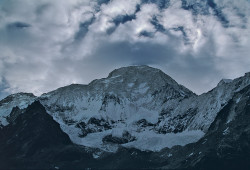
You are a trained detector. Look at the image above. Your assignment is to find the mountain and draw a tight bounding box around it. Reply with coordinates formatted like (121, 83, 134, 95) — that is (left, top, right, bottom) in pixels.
(158, 72, 250, 134)
(0, 66, 250, 169)
(0, 101, 97, 169)
(159, 83, 250, 170)
(38, 65, 198, 152)
(0, 93, 36, 127)
(96, 83, 250, 170)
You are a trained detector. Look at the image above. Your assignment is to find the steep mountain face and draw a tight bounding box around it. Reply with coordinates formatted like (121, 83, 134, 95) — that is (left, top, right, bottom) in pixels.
(0, 101, 72, 152)
(159, 84, 250, 170)
(96, 84, 250, 170)
(40, 66, 194, 122)
(38, 65, 198, 151)
(0, 93, 36, 127)
(157, 72, 250, 134)
(0, 66, 250, 159)
(0, 101, 96, 169)
(1, 85, 250, 169)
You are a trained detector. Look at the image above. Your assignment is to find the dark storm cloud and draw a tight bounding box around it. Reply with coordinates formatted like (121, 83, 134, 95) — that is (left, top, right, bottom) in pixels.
(106, 9, 138, 35)
(7, 22, 31, 29)
(113, 14, 137, 26)
(150, 16, 166, 33)
(0, 0, 250, 96)
(87, 41, 176, 65)
(87, 38, 220, 93)
(74, 16, 95, 41)
(207, 0, 230, 27)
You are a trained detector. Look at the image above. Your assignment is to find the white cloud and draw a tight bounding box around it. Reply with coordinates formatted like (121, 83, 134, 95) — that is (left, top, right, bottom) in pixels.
(110, 3, 160, 42)
(101, 0, 140, 17)
(0, 0, 250, 97)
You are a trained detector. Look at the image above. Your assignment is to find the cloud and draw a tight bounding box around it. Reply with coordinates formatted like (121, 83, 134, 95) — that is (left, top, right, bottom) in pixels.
(0, 0, 250, 97)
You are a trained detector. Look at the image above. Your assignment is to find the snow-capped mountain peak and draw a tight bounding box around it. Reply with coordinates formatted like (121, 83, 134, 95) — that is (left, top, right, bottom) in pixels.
(37, 66, 197, 151)
(0, 93, 36, 127)
(217, 79, 233, 86)
(1, 66, 250, 153)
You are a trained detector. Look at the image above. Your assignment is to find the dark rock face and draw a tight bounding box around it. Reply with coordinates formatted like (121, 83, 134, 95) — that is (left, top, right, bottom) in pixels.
(6, 106, 22, 124)
(157, 108, 198, 134)
(0, 101, 94, 169)
(95, 147, 165, 169)
(158, 85, 250, 170)
(76, 118, 112, 137)
(93, 85, 250, 170)
(135, 119, 154, 128)
(0, 101, 72, 151)
(101, 94, 121, 110)
(87, 117, 111, 129)
(102, 131, 136, 144)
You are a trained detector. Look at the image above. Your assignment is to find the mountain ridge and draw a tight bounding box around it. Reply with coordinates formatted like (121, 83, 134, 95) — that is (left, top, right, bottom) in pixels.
(0, 66, 250, 153)
(1, 84, 250, 169)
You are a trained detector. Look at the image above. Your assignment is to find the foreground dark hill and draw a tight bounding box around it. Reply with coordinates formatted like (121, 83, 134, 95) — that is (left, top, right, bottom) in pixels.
(0, 101, 163, 169)
(0, 101, 95, 169)
(158, 84, 250, 170)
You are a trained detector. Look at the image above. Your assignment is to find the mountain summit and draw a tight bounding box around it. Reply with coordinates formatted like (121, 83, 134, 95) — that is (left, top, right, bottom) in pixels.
(89, 65, 194, 97)
(0, 66, 250, 169)
(107, 65, 179, 86)
(35, 65, 197, 151)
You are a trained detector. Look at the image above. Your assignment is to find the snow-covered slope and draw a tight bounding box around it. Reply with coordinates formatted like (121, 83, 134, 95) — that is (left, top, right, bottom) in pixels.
(0, 66, 249, 152)
(0, 93, 36, 127)
(38, 65, 196, 151)
(157, 72, 250, 133)
(39, 65, 194, 123)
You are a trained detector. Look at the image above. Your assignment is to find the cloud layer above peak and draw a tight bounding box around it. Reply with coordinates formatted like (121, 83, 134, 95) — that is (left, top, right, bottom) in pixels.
(0, 0, 250, 99)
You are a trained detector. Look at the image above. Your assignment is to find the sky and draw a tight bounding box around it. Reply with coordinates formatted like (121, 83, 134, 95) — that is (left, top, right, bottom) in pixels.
(0, 0, 250, 99)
